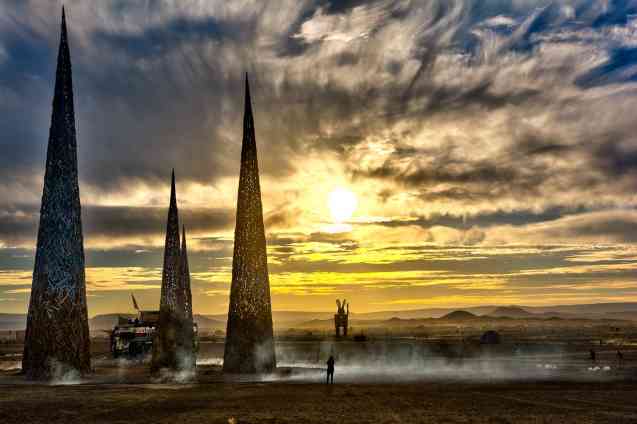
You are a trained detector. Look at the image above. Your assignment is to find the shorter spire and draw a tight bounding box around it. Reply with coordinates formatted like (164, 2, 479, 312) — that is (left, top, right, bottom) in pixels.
(244, 73, 253, 121)
(170, 169, 177, 208)
(179, 225, 193, 321)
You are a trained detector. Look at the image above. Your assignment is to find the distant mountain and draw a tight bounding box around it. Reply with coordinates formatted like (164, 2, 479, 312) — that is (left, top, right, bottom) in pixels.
(203, 311, 334, 324)
(527, 303, 637, 315)
(602, 311, 637, 321)
(350, 306, 495, 320)
(440, 310, 478, 320)
(194, 315, 225, 329)
(2, 302, 637, 331)
(0, 314, 26, 331)
(88, 313, 226, 332)
(90, 313, 135, 332)
(487, 306, 534, 318)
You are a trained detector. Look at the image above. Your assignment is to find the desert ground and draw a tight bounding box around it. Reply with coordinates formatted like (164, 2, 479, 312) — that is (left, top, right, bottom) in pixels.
(1, 337, 637, 423)
(2, 377, 637, 424)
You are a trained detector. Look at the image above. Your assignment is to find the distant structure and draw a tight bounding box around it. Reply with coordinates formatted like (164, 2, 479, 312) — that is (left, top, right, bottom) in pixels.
(334, 299, 349, 337)
(22, 7, 91, 380)
(223, 75, 276, 373)
(151, 171, 195, 373)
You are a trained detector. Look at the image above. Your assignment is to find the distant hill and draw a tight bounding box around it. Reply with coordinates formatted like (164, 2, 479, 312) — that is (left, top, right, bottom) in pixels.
(487, 306, 534, 318)
(203, 311, 334, 324)
(88, 313, 226, 332)
(90, 313, 135, 332)
(194, 315, 225, 330)
(0, 314, 26, 331)
(529, 302, 637, 315)
(602, 311, 637, 321)
(350, 306, 495, 320)
(2, 302, 637, 331)
(440, 310, 477, 320)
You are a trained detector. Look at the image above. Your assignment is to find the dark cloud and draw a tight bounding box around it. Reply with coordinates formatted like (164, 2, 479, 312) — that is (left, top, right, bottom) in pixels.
(526, 210, 637, 244)
(3, 0, 637, 297)
(1, 0, 632, 202)
(0, 203, 234, 245)
(84, 205, 234, 237)
(93, 15, 254, 59)
(263, 204, 302, 229)
(365, 206, 592, 230)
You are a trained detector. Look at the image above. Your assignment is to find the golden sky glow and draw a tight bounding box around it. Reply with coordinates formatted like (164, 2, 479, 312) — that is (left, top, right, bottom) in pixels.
(3, 1, 637, 315)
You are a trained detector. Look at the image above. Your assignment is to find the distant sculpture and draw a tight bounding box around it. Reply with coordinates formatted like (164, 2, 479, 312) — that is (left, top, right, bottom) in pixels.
(334, 299, 349, 337)
(151, 171, 195, 373)
(223, 75, 276, 373)
(22, 7, 91, 380)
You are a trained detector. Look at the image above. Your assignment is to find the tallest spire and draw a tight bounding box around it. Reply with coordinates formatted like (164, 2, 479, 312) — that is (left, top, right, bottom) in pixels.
(23, 7, 90, 380)
(223, 74, 276, 373)
(54, 5, 73, 131)
(61, 6, 67, 34)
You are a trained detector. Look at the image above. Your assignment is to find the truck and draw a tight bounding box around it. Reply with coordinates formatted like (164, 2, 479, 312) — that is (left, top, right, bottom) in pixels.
(110, 295, 198, 358)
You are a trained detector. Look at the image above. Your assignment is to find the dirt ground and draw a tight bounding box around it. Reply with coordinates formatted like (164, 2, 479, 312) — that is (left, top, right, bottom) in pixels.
(1, 362, 637, 424)
(2, 340, 637, 423)
(1, 378, 637, 423)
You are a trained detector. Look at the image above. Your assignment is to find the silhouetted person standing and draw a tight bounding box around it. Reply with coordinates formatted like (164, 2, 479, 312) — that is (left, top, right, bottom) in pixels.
(326, 355, 335, 384)
(617, 350, 624, 368)
(590, 349, 596, 364)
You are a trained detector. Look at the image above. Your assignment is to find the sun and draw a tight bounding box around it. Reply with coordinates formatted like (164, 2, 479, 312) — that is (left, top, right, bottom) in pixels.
(328, 187, 358, 223)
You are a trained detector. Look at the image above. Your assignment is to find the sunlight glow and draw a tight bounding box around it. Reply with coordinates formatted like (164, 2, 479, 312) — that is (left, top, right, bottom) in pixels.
(328, 187, 358, 223)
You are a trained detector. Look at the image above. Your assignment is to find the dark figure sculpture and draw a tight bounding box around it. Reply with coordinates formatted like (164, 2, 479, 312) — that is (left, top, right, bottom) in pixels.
(151, 171, 195, 373)
(22, 7, 91, 380)
(326, 355, 335, 384)
(334, 299, 349, 337)
(223, 75, 276, 373)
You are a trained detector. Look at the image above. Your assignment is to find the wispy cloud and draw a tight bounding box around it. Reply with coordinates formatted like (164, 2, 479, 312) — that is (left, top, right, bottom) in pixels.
(2, 0, 637, 313)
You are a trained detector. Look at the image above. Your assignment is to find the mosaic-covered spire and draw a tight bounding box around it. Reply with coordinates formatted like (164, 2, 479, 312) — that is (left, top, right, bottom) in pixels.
(22, 7, 91, 380)
(151, 170, 182, 373)
(223, 74, 276, 373)
(160, 169, 181, 312)
(175, 226, 195, 369)
(178, 225, 193, 321)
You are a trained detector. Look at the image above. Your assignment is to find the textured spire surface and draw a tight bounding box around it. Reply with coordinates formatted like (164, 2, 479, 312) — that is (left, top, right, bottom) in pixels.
(22, 7, 91, 380)
(178, 226, 193, 322)
(151, 170, 183, 373)
(223, 75, 276, 373)
(160, 169, 181, 312)
(175, 226, 195, 369)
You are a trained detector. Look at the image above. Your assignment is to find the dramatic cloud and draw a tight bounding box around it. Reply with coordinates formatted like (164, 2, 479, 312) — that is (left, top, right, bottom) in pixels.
(2, 0, 637, 314)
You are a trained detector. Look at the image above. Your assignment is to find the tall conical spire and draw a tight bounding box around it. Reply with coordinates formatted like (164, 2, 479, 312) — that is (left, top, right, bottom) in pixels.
(244, 73, 252, 130)
(223, 74, 276, 373)
(151, 170, 183, 373)
(161, 168, 180, 310)
(179, 225, 193, 321)
(22, 7, 91, 380)
(170, 168, 177, 210)
(175, 225, 195, 370)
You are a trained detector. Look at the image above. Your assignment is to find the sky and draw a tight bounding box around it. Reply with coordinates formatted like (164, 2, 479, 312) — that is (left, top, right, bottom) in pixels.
(2, 0, 637, 316)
